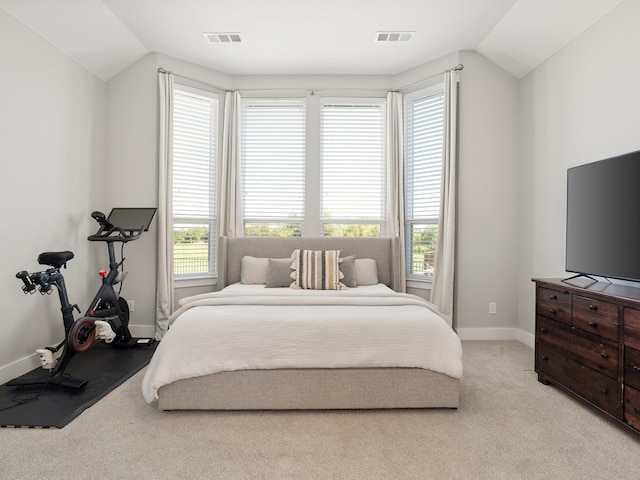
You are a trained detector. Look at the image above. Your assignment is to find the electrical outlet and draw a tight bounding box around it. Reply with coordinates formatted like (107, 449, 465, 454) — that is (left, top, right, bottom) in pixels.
(127, 300, 135, 312)
(489, 302, 496, 314)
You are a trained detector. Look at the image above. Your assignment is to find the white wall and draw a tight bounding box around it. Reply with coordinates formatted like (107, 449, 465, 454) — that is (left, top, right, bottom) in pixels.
(104, 53, 235, 336)
(455, 51, 521, 340)
(105, 53, 160, 338)
(398, 51, 522, 341)
(0, 9, 107, 384)
(517, 0, 640, 336)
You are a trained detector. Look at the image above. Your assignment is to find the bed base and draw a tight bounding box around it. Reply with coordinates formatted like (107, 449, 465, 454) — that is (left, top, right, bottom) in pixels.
(157, 367, 460, 411)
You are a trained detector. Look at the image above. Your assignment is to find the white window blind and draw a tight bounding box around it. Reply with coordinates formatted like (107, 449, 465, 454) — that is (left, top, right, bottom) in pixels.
(172, 86, 218, 276)
(320, 100, 386, 237)
(404, 88, 445, 277)
(241, 98, 306, 236)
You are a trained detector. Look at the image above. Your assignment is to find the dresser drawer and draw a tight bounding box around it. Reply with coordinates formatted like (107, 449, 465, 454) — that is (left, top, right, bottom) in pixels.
(624, 347, 640, 391)
(624, 328, 640, 350)
(537, 287, 571, 324)
(624, 385, 640, 431)
(572, 295, 619, 341)
(536, 344, 620, 415)
(624, 308, 640, 349)
(536, 316, 573, 353)
(538, 316, 618, 378)
(625, 308, 640, 330)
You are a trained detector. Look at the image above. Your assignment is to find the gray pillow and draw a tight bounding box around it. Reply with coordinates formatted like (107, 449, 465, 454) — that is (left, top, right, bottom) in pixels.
(265, 258, 294, 288)
(340, 256, 357, 287)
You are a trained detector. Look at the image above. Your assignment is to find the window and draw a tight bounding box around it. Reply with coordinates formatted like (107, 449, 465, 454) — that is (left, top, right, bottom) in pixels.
(172, 85, 219, 277)
(404, 87, 445, 278)
(240, 96, 386, 237)
(241, 98, 306, 237)
(320, 100, 386, 237)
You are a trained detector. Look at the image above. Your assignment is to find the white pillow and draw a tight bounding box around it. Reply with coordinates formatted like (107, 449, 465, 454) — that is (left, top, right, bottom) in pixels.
(240, 256, 269, 284)
(354, 258, 378, 286)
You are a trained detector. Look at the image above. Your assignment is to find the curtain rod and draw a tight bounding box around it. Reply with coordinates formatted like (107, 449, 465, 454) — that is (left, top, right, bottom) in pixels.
(158, 67, 232, 93)
(158, 63, 464, 95)
(394, 63, 464, 92)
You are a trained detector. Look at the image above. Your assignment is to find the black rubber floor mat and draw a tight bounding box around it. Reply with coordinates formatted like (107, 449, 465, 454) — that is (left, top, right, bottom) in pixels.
(0, 341, 157, 428)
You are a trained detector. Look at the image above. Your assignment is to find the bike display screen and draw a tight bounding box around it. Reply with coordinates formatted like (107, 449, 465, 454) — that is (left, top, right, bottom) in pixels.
(106, 208, 157, 231)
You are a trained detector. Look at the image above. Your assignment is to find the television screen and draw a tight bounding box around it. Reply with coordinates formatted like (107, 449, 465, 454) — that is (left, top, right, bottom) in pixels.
(566, 149, 640, 283)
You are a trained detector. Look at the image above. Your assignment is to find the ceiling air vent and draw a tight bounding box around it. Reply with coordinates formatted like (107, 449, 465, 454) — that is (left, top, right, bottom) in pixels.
(204, 32, 242, 43)
(376, 31, 414, 42)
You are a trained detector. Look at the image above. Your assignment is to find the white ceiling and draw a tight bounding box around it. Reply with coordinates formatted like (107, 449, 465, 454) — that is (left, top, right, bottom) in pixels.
(0, 0, 624, 81)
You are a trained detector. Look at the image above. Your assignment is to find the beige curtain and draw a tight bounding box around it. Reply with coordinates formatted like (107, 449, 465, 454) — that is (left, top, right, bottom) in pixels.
(155, 70, 175, 338)
(385, 91, 406, 292)
(219, 90, 243, 237)
(430, 69, 459, 327)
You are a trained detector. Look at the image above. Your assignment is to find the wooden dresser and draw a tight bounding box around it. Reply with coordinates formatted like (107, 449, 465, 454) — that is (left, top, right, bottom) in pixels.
(533, 278, 640, 436)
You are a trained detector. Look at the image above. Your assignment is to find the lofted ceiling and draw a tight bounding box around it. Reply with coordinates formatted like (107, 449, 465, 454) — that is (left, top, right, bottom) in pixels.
(0, 0, 624, 81)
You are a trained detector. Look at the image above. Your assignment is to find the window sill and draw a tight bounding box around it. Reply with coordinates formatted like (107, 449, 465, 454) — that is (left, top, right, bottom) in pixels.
(175, 275, 217, 289)
(407, 277, 433, 291)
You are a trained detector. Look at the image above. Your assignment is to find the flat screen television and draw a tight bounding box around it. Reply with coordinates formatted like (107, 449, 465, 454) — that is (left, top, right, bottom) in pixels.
(566, 149, 640, 283)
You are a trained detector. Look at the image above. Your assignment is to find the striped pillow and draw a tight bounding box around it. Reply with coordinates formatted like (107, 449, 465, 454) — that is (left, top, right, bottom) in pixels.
(290, 249, 347, 290)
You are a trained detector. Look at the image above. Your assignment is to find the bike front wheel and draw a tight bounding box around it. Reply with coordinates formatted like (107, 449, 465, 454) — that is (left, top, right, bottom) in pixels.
(68, 318, 96, 353)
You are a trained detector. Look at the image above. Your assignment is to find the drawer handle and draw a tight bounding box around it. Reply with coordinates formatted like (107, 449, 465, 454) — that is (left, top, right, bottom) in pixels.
(600, 388, 607, 394)
(635, 407, 640, 414)
(540, 327, 548, 334)
(588, 304, 598, 311)
(633, 365, 640, 373)
(600, 352, 608, 359)
(588, 321, 596, 328)
(541, 355, 548, 361)
(549, 294, 557, 300)
(549, 309, 557, 315)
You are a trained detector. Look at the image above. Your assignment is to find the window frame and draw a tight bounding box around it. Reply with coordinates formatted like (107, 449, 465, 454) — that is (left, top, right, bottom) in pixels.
(171, 82, 222, 282)
(403, 83, 445, 282)
(239, 94, 388, 238)
(240, 96, 307, 237)
(167, 76, 449, 292)
(320, 97, 387, 238)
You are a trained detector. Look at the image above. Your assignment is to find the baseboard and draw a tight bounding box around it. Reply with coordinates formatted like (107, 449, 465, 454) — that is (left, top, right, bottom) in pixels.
(0, 323, 155, 386)
(0, 353, 41, 386)
(516, 329, 535, 349)
(129, 323, 156, 339)
(457, 328, 535, 349)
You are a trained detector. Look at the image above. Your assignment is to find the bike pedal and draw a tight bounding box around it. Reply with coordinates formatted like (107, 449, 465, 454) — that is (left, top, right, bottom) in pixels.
(36, 348, 57, 369)
(94, 320, 116, 343)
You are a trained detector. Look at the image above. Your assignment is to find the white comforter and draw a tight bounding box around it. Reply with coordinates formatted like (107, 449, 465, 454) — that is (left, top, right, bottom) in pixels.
(142, 284, 463, 403)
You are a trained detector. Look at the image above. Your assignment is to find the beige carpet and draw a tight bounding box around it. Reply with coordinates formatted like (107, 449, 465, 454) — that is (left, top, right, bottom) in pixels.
(1, 341, 639, 479)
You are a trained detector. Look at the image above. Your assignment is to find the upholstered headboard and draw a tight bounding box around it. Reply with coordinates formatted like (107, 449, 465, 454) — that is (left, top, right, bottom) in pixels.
(217, 237, 402, 292)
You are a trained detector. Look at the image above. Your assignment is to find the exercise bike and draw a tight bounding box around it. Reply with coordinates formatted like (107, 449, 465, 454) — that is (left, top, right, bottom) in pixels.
(8, 208, 157, 392)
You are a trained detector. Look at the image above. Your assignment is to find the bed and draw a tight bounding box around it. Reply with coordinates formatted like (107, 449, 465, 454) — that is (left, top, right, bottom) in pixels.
(142, 236, 463, 410)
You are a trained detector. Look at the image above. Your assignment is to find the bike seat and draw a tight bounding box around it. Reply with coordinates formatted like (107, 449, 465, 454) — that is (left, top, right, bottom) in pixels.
(38, 251, 74, 269)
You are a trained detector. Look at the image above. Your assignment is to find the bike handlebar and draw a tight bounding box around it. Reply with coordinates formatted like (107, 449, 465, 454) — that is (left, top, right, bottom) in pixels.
(87, 211, 146, 243)
(87, 224, 145, 243)
(16, 270, 36, 293)
(16, 269, 54, 295)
